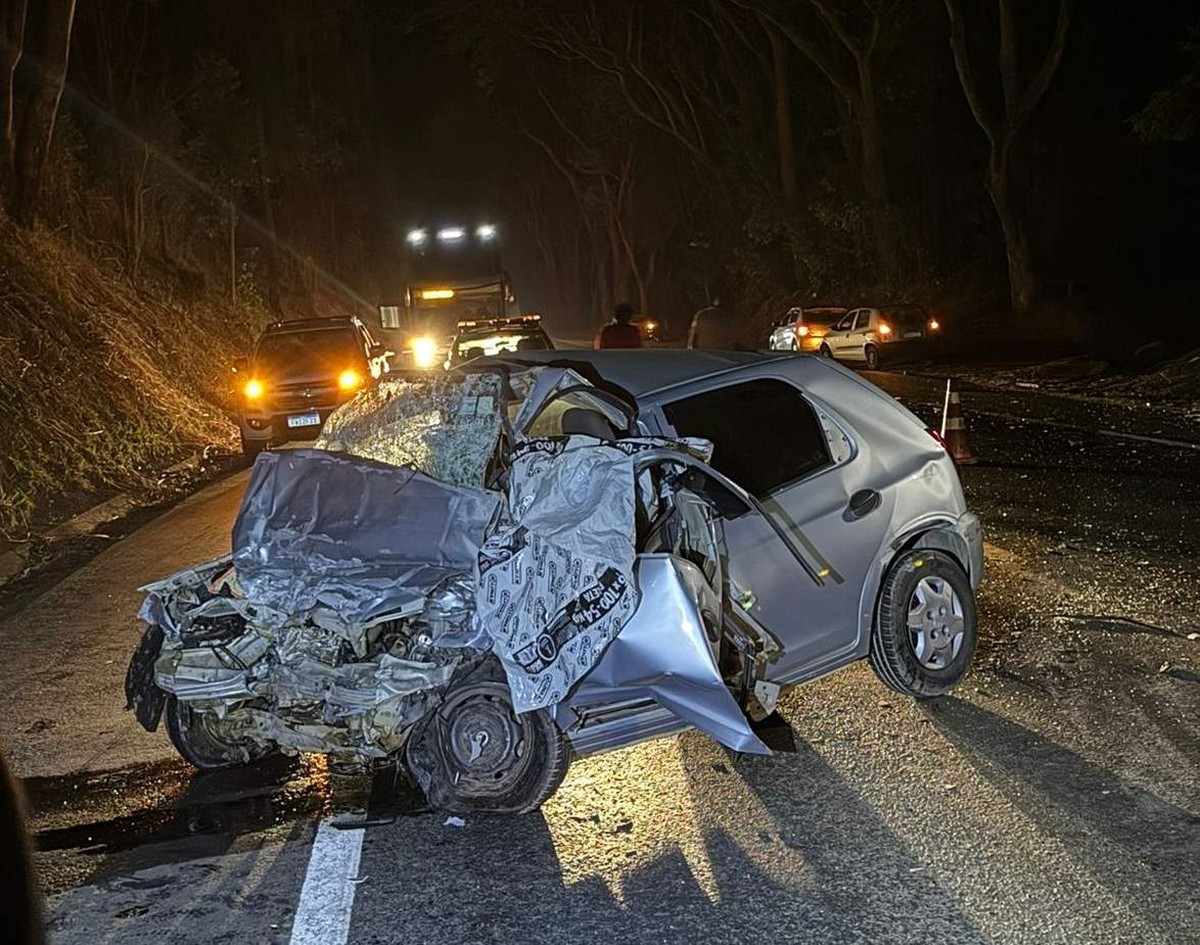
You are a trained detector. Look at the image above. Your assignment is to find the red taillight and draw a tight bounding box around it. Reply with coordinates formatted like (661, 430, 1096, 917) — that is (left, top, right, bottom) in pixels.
(927, 427, 950, 452)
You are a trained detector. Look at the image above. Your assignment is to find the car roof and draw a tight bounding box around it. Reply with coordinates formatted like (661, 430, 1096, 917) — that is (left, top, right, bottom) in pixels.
(482, 349, 796, 398)
(263, 317, 360, 335)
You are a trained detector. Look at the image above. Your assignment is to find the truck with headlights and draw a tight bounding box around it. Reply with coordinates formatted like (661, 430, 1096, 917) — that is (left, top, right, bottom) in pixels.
(382, 223, 516, 369)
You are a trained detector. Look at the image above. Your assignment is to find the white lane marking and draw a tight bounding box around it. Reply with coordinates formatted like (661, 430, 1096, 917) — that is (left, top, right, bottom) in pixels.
(1095, 428, 1200, 451)
(288, 820, 365, 945)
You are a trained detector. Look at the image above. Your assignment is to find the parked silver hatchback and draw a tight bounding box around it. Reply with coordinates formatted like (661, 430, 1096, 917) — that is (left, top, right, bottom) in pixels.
(819, 305, 942, 369)
(126, 350, 982, 813)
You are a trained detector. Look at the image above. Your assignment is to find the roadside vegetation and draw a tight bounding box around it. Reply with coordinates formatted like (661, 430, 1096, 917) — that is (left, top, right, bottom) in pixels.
(1, 2, 376, 539)
(0, 215, 268, 536)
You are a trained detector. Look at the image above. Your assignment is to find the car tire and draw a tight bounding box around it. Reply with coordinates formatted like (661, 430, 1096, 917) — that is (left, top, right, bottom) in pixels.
(165, 696, 274, 770)
(404, 657, 570, 814)
(869, 550, 976, 698)
(240, 432, 267, 462)
(863, 344, 880, 370)
(818, 344, 833, 359)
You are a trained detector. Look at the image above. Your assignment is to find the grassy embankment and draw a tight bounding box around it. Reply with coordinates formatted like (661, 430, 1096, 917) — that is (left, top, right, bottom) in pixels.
(0, 217, 268, 537)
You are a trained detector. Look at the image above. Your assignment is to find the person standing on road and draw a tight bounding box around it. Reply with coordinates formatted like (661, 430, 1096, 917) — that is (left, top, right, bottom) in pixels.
(593, 302, 643, 349)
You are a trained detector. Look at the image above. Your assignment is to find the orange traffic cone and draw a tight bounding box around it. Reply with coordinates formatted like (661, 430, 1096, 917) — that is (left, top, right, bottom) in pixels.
(943, 390, 976, 464)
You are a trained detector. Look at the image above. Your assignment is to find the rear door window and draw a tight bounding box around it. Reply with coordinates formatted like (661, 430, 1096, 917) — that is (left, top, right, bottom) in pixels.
(890, 307, 926, 331)
(853, 310, 872, 331)
(661, 379, 832, 499)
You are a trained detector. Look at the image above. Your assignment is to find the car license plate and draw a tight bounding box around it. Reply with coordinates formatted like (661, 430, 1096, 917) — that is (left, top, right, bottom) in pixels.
(902, 331, 921, 339)
(286, 412, 321, 429)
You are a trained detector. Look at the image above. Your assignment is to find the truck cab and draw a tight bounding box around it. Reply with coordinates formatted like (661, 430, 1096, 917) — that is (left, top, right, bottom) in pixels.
(382, 223, 515, 369)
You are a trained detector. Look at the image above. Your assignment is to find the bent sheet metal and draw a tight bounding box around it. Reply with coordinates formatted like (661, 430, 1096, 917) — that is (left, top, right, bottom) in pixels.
(132, 370, 770, 763)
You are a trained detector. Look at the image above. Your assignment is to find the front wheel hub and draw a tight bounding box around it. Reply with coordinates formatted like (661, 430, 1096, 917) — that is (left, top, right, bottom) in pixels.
(446, 695, 522, 780)
(907, 576, 966, 670)
(430, 681, 532, 796)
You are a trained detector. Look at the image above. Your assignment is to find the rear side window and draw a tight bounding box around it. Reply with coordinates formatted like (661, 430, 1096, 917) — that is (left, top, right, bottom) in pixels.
(889, 307, 926, 330)
(662, 378, 832, 498)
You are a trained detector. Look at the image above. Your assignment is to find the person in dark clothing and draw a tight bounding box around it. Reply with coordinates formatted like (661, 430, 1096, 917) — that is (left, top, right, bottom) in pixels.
(594, 302, 643, 349)
(0, 749, 44, 945)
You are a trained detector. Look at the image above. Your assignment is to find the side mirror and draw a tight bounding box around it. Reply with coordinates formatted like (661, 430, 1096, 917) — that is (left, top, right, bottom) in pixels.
(230, 357, 249, 374)
(369, 343, 387, 358)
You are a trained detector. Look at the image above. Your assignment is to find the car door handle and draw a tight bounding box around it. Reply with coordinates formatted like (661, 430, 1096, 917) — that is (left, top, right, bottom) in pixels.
(847, 489, 881, 520)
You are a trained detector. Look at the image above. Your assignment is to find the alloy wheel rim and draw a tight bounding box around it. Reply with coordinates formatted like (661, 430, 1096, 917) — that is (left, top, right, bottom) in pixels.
(906, 575, 965, 670)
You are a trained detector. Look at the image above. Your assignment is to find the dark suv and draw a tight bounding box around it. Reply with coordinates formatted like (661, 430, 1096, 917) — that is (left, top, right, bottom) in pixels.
(234, 317, 391, 457)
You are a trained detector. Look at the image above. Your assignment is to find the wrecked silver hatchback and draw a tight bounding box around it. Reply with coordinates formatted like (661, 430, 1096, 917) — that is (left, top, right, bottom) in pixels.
(127, 356, 982, 812)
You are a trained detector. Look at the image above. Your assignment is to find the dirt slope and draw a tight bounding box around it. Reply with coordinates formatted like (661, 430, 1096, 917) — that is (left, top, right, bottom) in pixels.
(0, 218, 268, 536)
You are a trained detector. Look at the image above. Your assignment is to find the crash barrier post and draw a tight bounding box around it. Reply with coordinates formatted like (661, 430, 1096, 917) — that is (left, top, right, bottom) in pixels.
(943, 388, 976, 465)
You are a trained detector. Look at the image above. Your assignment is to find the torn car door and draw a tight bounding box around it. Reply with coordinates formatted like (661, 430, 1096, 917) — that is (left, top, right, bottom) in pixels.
(560, 449, 826, 755)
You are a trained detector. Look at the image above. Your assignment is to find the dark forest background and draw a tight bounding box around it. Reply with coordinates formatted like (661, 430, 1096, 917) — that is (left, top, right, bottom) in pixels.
(2, 0, 1198, 348)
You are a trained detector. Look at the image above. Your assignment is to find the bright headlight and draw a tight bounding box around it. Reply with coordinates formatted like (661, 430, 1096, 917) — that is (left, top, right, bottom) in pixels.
(337, 369, 362, 391)
(411, 336, 439, 368)
(244, 379, 265, 399)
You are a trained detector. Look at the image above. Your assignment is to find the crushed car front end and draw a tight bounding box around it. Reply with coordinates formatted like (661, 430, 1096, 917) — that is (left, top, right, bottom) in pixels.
(126, 353, 982, 813)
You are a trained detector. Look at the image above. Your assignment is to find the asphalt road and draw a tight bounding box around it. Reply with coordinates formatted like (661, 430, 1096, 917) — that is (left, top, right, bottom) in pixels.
(2, 369, 1198, 944)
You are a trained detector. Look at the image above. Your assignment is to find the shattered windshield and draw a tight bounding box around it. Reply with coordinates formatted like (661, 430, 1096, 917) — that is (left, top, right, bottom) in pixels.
(316, 371, 508, 487)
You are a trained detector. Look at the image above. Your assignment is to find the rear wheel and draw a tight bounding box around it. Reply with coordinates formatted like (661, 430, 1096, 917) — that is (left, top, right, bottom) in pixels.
(863, 344, 880, 370)
(165, 697, 274, 770)
(404, 658, 569, 814)
(869, 550, 976, 698)
(240, 432, 267, 462)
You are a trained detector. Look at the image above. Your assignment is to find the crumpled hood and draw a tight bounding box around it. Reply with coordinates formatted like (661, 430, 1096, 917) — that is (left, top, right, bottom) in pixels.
(231, 448, 501, 630)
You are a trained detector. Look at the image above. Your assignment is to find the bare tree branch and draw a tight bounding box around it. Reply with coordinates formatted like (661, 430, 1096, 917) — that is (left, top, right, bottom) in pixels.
(810, 0, 861, 56)
(1010, 0, 1069, 132)
(997, 0, 1020, 120)
(944, 0, 998, 142)
(739, 0, 857, 104)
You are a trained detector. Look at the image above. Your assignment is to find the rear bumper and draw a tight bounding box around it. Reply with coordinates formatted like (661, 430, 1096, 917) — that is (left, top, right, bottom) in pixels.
(876, 336, 937, 358)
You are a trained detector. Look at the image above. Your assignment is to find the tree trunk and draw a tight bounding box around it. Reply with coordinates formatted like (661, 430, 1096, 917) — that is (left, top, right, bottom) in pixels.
(253, 104, 282, 311)
(765, 22, 797, 203)
(943, 0, 1067, 314)
(10, 0, 75, 226)
(986, 149, 1038, 311)
(129, 143, 150, 284)
(228, 200, 237, 306)
(0, 0, 26, 181)
(643, 245, 658, 315)
(854, 56, 896, 284)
